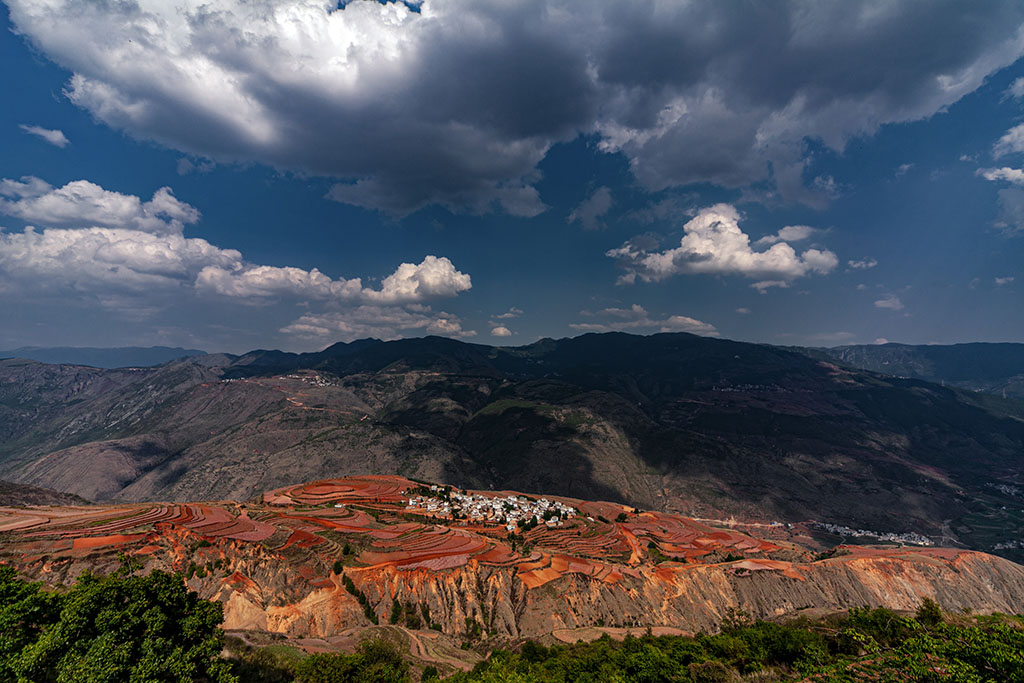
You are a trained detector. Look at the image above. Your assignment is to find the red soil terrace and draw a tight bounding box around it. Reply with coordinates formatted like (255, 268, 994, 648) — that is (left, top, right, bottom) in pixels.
(0, 475, 969, 592)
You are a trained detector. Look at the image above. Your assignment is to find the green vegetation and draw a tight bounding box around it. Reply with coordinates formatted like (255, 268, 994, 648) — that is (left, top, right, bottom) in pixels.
(517, 516, 540, 531)
(390, 599, 403, 625)
(342, 573, 379, 625)
(474, 399, 555, 418)
(224, 638, 305, 683)
(0, 563, 235, 682)
(226, 636, 410, 683)
(446, 603, 1024, 682)
(646, 540, 670, 564)
(293, 639, 409, 683)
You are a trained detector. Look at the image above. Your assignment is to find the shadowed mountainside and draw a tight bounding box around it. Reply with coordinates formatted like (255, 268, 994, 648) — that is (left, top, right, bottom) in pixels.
(1, 333, 1023, 561)
(802, 342, 1024, 400)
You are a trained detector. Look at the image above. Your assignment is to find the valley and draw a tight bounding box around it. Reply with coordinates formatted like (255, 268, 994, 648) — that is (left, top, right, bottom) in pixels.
(3, 333, 1024, 563)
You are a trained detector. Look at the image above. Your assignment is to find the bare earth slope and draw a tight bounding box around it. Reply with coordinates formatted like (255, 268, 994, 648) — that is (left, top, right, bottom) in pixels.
(0, 481, 90, 507)
(1, 476, 1021, 648)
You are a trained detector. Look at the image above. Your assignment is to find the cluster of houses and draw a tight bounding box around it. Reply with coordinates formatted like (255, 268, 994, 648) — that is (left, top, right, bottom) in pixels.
(987, 482, 1023, 498)
(283, 373, 335, 387)
(405, 485, 577, 533)
(814, 522, 932, 546)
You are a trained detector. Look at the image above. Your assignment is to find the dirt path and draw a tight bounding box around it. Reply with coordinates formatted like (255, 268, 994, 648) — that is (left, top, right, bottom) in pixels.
(373, 626, 475, 672)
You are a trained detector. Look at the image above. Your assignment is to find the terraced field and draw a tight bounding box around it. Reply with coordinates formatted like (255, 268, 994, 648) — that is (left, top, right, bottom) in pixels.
(3, 475, 1023, 644)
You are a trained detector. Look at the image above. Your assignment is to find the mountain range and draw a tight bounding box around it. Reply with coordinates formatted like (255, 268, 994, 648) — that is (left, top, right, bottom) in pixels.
(2, 332, 1023, 563)
(0, 346, 207, 368)
(803, 342, 1024, 400)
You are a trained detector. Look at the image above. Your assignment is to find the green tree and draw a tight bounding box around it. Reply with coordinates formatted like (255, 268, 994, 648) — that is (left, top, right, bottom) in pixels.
(294, 638, 409, 683)
(915, 596, 943, 627)
(16, 568, 236, 682)
(0, 565, 63, 682)
(389, 599, 403, 624)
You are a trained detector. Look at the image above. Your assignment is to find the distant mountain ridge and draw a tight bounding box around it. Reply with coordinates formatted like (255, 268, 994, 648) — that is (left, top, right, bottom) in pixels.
(0, 480, 91, 507)
(0, 345, 207, 368)
(804, 342, 1024, 400)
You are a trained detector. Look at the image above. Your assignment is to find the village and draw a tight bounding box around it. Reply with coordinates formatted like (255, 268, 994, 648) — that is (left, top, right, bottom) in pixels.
(813, 522, 933, 546)
(403, 485, 577, 533)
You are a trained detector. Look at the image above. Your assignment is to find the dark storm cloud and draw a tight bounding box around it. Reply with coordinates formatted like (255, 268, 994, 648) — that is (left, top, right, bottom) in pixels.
(7, 0, 1024, 215)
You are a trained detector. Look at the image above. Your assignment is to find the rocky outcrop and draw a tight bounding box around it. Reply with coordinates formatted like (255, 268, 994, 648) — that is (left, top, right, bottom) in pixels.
(206, 549, 1024, 639)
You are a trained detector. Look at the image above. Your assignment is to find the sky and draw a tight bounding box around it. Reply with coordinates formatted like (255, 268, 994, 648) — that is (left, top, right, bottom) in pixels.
(0, 0, 1022, 354)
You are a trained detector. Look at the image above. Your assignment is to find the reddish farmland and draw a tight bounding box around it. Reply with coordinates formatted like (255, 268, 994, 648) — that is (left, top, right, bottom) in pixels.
(2, 475, 1020, 643)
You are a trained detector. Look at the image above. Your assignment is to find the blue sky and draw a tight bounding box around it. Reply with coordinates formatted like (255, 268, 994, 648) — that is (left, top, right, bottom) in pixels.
(0, 1, 1022, 353)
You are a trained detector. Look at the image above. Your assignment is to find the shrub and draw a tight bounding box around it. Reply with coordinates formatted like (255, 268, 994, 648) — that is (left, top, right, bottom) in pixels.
(294, 638, 408, 683)
(916, 597, 943, 627)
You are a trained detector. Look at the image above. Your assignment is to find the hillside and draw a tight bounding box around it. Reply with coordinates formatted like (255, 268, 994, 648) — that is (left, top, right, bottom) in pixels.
(0, 345, 207, 368)
(805, 342, 1024, 400)
(1, 333, 1023, 562)
(2, 475, 1022, 654)
(0, 481, 90, 507)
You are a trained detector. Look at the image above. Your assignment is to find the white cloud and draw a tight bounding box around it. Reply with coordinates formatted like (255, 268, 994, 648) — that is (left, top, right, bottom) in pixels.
(199, 254, 473, 305)
(895, 163, 913, 176)
(0, 226, 241, 295)
(0, 176, 51, 198)
(195, 264, 361, 301)
(190, 254, 472, 304)
(736, 307, 751, 314)
(979, 167, 1024, 185)
(8, 1, 1024, 214)
(874, 294, 904, 310)
(1008, 77, 1024, 99)
(568, 186, 613, 231)
(19, 124, 69, 148)
(177, 158, 215, 175)
(874, 337, 889, 344)
(607, 204, 837, 289)
(0, 176, 199, 234)
(494, 307, 523, 319)
(280, 306, 475, 342)
(490, 325, 513, 337)
(0, 177, 472, 320)
(994, 187, 1024, 235)
(995, 276, 1015, 286)
(994, 125, 1024, 158)
(571, 304, 717, 336)
(848, 258, 878, 270)
(368, 255, 473, 303)
(754, 224, 816, 246)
